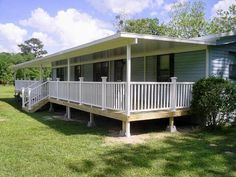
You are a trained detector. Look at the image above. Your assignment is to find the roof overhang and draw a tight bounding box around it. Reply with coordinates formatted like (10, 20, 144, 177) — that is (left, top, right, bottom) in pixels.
(13, 32, 214, 70)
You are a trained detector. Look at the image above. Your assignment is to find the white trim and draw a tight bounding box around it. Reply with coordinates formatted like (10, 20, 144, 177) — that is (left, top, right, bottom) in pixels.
(13, 32, 215, 70)
(120, 32, 214, 45)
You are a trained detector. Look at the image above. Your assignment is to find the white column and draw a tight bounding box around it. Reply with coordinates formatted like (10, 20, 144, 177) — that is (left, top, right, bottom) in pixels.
(56, 78, 60, 100)
(170, 77, 177, 112)
(66, 58, 71, 120)
(126, 44, 131, 116)
(40, 64, 43, 81)
(101, 77, 107, 110)
(67, 59, 70, 81)
(67, 58, 70, 100)
(79, 77, 84, 104)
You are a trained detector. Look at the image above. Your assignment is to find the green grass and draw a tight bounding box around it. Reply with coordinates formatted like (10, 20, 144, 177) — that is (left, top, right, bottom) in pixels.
(0, 85, 235, 177)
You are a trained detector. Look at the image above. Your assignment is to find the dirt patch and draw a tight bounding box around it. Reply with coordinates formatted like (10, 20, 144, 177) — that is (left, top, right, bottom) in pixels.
(104, 127, 199, 145)
(104, 130, 175, 145)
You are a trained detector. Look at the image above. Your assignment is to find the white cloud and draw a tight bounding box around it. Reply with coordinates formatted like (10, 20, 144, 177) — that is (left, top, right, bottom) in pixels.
(20, 8, 114, 53)
(87, 0, 165, 15)
(0, 23, 27, 52)
(32, 32, 56, 47)
(164, 0, 188, 12)
(211, 0, 236, 17)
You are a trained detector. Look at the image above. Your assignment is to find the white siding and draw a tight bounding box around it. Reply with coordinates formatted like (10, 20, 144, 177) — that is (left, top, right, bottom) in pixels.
(175, 50, 206, 82)
(131, 57, 144, 81)
(209, 43, 236, 81)
(146, 56, 157, 81)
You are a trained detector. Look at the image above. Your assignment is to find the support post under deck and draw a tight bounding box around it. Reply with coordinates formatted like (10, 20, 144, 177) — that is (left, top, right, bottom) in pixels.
(166, 116, 177, 133)
(87, 113, 96, 127)
(120, 121, 131, 137)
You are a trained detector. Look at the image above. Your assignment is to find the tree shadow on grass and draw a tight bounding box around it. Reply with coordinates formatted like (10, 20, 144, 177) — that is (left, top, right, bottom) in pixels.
(67, 127, 236, 177)
(0, 97, 107, 136)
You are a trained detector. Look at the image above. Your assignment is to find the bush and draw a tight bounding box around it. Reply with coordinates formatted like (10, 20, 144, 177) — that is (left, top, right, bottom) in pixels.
(191, 77, 236, 128)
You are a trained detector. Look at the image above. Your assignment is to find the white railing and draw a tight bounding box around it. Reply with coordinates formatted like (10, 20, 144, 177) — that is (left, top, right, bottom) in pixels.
(176, 82, 194, 109)
(105, 82, 126, 111)
(15, 80, 39, 92)
(130, 82, 172, 112)
(22, 81, 49, 110)
(48, 79, 126, 111)
(18, 77, 194, 114)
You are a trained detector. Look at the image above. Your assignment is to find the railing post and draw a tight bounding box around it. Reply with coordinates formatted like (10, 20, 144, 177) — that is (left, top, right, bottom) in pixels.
(101, 77, 107, 110)
(22, 87, 25, 108)
(28, 88, 32, 110)
(171, 77, 177, 111)
(47, 78, 51, 98)
(79, 77, 84, 104)
(56, 78, 60, 100)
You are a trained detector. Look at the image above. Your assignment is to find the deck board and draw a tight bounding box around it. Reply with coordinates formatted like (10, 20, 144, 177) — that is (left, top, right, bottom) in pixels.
(49, 98, 190, 122)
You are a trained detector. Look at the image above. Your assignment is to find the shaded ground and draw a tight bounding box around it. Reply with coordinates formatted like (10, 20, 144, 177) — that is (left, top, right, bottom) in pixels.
(0, 85, 235, 177)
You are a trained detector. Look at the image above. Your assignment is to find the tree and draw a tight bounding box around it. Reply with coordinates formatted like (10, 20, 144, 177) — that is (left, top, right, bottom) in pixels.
(191, 77, 236, 128)
(0, 53, 13, 84)
(114, 14, 128, 32)
(124, 18, 167, 36)
(18, 38, 47, 58)
(167, 0, 208, 38)
(208, 3, 236, 34)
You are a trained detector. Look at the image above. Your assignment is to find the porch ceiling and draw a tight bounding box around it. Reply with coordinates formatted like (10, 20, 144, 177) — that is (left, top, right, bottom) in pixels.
(13, 32, 213, 70)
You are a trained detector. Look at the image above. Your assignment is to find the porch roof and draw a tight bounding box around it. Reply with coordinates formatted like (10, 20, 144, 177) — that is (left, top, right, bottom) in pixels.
(13, 32, 214, 70)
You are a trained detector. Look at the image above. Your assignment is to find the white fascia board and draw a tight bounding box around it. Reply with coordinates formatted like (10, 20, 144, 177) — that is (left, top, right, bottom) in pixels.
(13, 33, 138, 70)
(120, 32, 215, 45)
(13, 32, 215, 70)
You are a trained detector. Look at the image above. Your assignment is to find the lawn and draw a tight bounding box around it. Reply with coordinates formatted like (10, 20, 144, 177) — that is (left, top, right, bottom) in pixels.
(0, 85, 235, 177)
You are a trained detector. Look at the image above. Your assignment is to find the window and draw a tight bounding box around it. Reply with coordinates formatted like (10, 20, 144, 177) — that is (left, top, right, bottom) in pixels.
(93, 62, 109, 81)
(229, 64, 236, 79)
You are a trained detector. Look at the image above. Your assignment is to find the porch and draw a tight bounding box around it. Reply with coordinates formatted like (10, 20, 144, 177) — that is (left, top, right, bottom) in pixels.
(15, 77, 193, 135)
(13, 33, 205, 136)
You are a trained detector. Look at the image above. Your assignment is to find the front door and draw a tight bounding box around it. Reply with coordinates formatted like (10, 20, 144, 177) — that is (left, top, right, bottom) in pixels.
(114, 60, 125, 81)
(93, 62, 109, 81)
(157, 54, 174, 81)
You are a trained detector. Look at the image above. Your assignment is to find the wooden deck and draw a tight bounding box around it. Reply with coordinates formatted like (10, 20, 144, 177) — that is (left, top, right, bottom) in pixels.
(48, 97, 190, 122)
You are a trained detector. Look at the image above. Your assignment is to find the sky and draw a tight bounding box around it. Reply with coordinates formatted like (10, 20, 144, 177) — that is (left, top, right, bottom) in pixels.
(0, 0, 235, 54)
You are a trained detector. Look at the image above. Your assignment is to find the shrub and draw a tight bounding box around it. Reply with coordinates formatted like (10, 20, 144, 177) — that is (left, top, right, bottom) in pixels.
(191, 77, 236, 128)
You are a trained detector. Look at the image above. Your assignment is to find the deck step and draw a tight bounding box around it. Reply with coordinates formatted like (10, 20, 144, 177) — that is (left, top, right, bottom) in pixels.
(23, 98, 49, 113)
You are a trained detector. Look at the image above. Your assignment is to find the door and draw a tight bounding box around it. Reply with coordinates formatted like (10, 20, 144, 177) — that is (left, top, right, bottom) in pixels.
(74, 65, 81, 81)
(157, 54, 174, 81)
(93, 62, 109, 81)
(114, 60, 125, 81)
